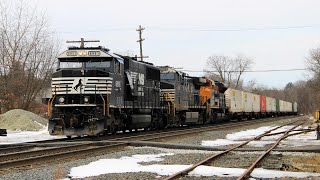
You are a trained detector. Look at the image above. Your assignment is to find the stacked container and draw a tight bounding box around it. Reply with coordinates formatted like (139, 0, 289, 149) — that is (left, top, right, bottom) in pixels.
(266, 97, 276, 112)
(225, 88, 243, 113)
(260, 96, 266, 113)
(242, 92, 253, 112)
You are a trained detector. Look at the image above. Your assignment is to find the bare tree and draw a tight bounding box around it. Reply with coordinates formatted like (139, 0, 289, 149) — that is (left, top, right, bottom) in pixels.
(234, 55, 253, 88)
(205, 54, 253, 89)
(0, 0, 59, 111)
(306, 47, 320, 75)
(243, 79, 257, 92)
(304, 47, 320, 114)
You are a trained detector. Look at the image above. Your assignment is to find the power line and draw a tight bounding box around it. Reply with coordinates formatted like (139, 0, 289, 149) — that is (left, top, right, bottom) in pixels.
(183, 68, 308, 73)
(148, 24, 320, 32)
(55, 24, 320, 34)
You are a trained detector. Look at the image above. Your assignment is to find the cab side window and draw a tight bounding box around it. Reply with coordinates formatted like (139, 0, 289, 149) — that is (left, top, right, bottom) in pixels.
(115, 61, 120, 74)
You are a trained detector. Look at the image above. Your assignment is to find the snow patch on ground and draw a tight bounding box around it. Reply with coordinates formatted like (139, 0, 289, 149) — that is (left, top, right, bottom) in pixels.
(190, 166, 320, 178)
(202, 125, 319, 148)
(202, 139, 242, 146)
(226, 126, 276, 140)
(67, 153, 320, 179)
(0, 129, 64, 144)
(69, 153, 176, 178)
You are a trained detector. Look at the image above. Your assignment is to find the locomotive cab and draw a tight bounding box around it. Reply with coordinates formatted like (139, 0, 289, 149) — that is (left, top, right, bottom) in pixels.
(49, 45, 124, 137)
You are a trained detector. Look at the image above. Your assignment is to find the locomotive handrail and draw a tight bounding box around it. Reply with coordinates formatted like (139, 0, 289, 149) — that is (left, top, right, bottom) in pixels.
(48, 94, 56, 118)
(48, 86, 58, 117)
(99, 94, 106, 116)
(47, 98, 52, 117)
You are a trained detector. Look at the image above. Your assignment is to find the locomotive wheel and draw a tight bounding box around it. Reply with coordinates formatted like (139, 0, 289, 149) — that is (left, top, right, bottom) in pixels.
(109, 122, 117, 135)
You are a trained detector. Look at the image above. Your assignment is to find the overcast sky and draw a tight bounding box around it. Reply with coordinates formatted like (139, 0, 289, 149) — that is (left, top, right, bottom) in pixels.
(32, 0, 320, 88)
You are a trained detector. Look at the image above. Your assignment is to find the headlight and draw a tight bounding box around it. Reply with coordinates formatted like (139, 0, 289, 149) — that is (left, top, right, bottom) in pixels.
(84, 97, 89, 103)
(59, 97, 65, 103)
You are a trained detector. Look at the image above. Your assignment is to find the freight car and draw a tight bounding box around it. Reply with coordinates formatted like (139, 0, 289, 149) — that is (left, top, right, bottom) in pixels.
(224, 89, 297, 120)
(48, 40, 298, 137)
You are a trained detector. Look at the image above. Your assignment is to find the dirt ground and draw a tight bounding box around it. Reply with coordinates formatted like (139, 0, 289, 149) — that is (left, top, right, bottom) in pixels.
(287, 154, 320, 173)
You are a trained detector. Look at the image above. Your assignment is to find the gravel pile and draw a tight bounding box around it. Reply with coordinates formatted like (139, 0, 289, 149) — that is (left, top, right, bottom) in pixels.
(0, 109, 47, 131)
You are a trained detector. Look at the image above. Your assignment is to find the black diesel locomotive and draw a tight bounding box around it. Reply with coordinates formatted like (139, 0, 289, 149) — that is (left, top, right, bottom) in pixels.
(48, 42, 227, 137)
(49, 43, 167, 137)
(48, 41, 297, 138)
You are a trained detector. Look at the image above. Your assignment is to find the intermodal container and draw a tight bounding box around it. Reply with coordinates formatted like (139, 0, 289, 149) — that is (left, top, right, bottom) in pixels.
(224, 88, 243, 113)
(279, 100, 291, 112)
(252, 93, 260, 112)
(266, 97, 276, 112)
(279, 100, 284, 112)
(276, 99, 280, 112)
(242, 91, 253, 112)
(260, 96, 266, 112)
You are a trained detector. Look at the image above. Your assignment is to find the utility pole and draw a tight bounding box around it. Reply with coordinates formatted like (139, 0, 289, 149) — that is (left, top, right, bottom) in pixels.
(136, 25, 145, 61)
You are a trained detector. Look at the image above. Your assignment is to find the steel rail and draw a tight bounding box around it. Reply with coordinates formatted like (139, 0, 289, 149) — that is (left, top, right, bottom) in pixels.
(0, 117, 284, 165)
(236, 120, 307, 180)
(262, 128, 313, 137)
(103, 117, 300, 142)
(164, 118, 305, 180)
(0, 142, 128, 170)
(0, 116, 302, 173)
(0, 116, 297, 154)
(0, 115, 299, 148)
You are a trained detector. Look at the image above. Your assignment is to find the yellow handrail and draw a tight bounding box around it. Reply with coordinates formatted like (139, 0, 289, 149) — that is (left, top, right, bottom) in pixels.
(48, 95, 56, 118)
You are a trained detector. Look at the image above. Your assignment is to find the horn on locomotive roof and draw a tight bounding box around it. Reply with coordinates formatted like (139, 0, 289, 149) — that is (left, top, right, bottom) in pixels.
(66, 38, 100, 48)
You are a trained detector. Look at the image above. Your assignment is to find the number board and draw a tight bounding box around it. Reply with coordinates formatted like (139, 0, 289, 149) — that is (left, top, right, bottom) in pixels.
(88, 51, 101, 56)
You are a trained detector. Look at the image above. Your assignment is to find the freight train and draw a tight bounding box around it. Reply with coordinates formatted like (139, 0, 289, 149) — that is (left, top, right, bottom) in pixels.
(48, 42, 298, 137)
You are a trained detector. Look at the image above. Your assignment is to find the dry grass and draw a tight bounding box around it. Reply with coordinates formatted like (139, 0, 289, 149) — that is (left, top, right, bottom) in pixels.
(53, 164, 66, 180)
(289, 155, 320, 173)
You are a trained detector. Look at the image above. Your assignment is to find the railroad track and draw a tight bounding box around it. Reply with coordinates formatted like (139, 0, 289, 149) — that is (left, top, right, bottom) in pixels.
(0, 115, 300, 154)
(0, 116, 303, 174)
(164, 117, 309, 180)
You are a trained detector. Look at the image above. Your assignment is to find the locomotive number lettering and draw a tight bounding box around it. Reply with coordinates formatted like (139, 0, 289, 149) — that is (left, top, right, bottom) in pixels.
(138, 73, 145, 85)
(88, 51, 101, 56)
(66, 51, 77, 56)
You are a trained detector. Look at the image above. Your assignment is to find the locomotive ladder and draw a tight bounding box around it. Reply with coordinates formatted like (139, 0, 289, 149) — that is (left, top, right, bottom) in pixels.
(164, 118, 308, 180)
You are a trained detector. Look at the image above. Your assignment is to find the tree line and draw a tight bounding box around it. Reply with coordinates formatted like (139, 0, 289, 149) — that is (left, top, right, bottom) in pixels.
(205, 50, 320, 114)
(0, 1, 59, 113)
(0, 1, 319, 115)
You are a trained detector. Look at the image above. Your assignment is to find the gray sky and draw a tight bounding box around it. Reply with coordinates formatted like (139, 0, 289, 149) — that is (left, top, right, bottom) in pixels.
(33, 0, 320, 88)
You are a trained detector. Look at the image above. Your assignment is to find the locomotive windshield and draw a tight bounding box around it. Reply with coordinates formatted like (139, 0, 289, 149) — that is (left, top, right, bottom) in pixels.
(86, 61, 110, 68)
(59, 61, 82, 69)
(160, 73, 175, 80)
(58, 59, 111, 69)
